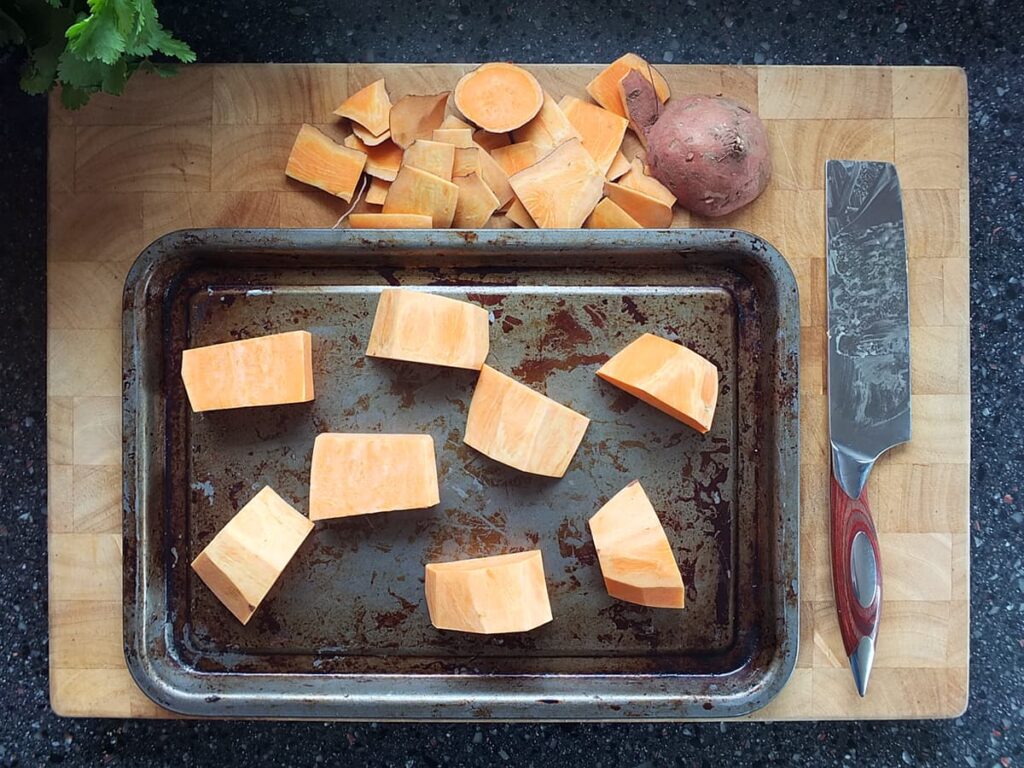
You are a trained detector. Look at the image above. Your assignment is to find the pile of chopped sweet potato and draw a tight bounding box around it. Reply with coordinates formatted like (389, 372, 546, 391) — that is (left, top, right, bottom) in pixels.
(284, 54, 680, 229)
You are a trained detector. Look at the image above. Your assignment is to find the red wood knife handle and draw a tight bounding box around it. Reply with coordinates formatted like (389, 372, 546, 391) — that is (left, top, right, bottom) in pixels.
(830, 472, 882, 684)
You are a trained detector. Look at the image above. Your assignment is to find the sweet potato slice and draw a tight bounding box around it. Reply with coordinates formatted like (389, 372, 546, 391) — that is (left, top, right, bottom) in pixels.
(464, 364, 590, 478)
(597, 332, 719, 433)
(383, 165, 459, 227)
(181, 330, 314, 412)
(508, 138, 604, 229)
(192, 486, 314, 625)
(389, 92, 450, 149)
(351, 123, 391, 146)
(619, 158, 675, 207)
(285, 124, 367, 202)
(349, 213, 431, 229)
(603, 181, 673, 228)
(454, 62, 544, 132)
(606, 151, 631, 181)
(342, 133, 403, 182)
(431, 127, 474, 148)
(586, 53, 671, 118)
(559, 95, 628, 176)
(589, 481, 685, 609)
(425, 550, 553, 634)
(452, 147, 482, 177)
(511, 91, 580, 149)
(474, 143, 515, 208)
(440, 114, 472, 129)
(584, 197, 642, 229)
(473, 129, 511, 152)
(365, 177, 390, 205)
(309, 433, 439, 521)
(505, 197, 537, 229)
(334, 78, 392, 137)
(366, 288, 490, 369)
(453, 172, 501, 228)
(402, 139, 455, 181)
(490, 141, 544, 178)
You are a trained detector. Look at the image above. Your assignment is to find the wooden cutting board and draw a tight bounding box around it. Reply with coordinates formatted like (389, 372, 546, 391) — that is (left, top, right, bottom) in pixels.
(46, 63, 970, 720)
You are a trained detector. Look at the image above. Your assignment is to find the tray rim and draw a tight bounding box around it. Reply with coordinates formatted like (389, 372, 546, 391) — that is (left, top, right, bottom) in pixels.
(122, 228, 800, 721)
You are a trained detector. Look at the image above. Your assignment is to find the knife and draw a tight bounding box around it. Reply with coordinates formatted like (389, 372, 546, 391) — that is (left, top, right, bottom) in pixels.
(825, 160, 911, 697)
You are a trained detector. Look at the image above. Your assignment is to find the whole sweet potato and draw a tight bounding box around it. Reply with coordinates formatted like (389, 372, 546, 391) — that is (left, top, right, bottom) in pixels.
(624, 78, 771, 217)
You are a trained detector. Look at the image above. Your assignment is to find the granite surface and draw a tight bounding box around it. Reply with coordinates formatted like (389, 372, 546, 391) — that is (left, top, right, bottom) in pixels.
(1, 0, 1022, 764)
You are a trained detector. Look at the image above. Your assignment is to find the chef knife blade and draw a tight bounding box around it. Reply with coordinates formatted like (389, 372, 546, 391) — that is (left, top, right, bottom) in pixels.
(825, 159, 911, 697)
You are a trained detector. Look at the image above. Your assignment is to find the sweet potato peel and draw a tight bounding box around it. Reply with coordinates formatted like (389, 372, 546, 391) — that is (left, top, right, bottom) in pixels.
(389, 92, 450, 149)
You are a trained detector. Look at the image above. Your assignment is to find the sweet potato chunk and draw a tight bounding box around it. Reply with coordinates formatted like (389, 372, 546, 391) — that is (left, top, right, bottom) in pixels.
(473, 129, 511, 152)
(505, 198, 537, 228)
(366, 288, 490, 370)
(586, 53, 671, 118)
(383, 165, 459, 227)
(191, 486, 314, 624)
(285, 124, 367, 202)
(334, 78, 392, 137)
(618, 158, 675, 207)
(342, 133, 403, 182)
(474, 142, 515, 208)
(365, 177, 390, 205)
(181, 330, 313, 412)
(511, 91, 580, 149)
(440, 114, 472, 129)
(431, 127, 474, 148)
(589, 481, 685, 609)
(348, 213, 431, 229)
(597, 332, 719, 433)
(606, 151, 631, 181)
(465, 364, 590, 478)
(490, 142, 544, 178)
(452, 146, 482, 177)
(454, 62, 544, 132)
(389, 92, 450, 149)
(453, 172, 501, 228)
(618, 69, 662, 144)
(351, 123, 391, 146)
(310, 433, 440, 521)
(603, 181, 673, 228)
(559, 95, 628, 176)
(425, 550, 553, 634)
(508, 138, 604, 228)
(402, 139, 455, 181)
(584, 197, 642, 229)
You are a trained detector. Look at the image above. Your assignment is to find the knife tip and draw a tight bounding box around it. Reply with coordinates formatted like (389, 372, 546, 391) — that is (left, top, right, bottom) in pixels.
(849, 636, 875, 697)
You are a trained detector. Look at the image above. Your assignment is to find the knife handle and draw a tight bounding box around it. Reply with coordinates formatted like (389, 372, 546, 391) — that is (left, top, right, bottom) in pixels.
(830, 472, 881, 695)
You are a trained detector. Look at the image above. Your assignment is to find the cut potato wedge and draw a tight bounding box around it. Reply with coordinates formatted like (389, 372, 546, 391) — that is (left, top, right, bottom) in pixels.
(464, 364, 590, 478)
(432, 127, 474, 148)
(586, 53, 671, 118)
(352, 123, 391, 146)
(383, 165, 459, 228)
(605, 150, 631, 181)
(342, 133, 403, 182)
(453, 172, 501, 228)
(334, 78, 392, 137)
(559, 95, 628, 176)
(603, 181, 673, 228)
(402, 139, 456, 181)
(618, 158, 676, 207)
(505, 197, 537, 229)
(349, 213, 431, 229)
(490, 141, 544, 178)
(597, 332, 719, 433)
(589, 481, 685, 609)
(285, 124, 367, 202)
(309, 433, 440, 521)
(181, 330, 313, 412)
(508, 138, 604, 228)
(511, 91, 580, 149)
(366, 288, 490, 369)
(389, 92, 450, 149)
(454, 62, 544, 133)
(425, 550, 553, 634)
(585, 197, 642, 228)
(365, 177, 391, 205)
(474, 142, 515, 208)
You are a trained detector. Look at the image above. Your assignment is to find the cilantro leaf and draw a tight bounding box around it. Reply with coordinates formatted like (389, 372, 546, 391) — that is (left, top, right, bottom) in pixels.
(60, 84, 93, 109)
(66, 2, 127, 65)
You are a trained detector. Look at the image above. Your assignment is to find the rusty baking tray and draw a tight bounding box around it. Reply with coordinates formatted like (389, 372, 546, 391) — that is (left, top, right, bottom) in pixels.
(123, 229, 799, 720)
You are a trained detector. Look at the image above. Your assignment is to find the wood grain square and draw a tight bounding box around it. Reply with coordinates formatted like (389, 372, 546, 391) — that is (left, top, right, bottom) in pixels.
(909, 258, 946, 326)
(942, 257, 970, 325)
(790, 258, 825, 328)
(800, 467, 828, 539)
(143, 192, 281, 242)
(951, 533, 969, 601)
(50, 666, 175, 719)
(892, 68, 967, 119)
(48, 464, 74, 534)
(813, 667, 967, 718)
(813, 601, 951, 668)
(48, 396, 73, 465)
(798, 602, 814, 668)
(279, 190, 349, 228)
(76, 125, 211, 192)
(49, 601, 124, 669)
(759, 67, 892, 119)
(214, 64, 348, 125)
(49, 126, 75, 194)
(49, 533, 122, 602)
(880, 532, 953, 601)
(663, 65, 758, 110)
(911, 325, 970, 394)
(894, 119, 968, 189)
(871, 463, 969, 533)
(946, 601, 969, 667)
(47, 261, 126, 331)
(904, 189, 962, 260)
(73, 465, 121, 534)
(889, 394, 969, 465)
(62, 68, 213, 126)
(212, 124, 304, 192)
(48, 193, 145, 263)
(48, 330, 120, 397)
(73, 396, 121, 467)
(800, 326, 825, 395)
(766, 119, 894, 190)
(799, 531, 822, 600)
(800, 394, 828, 472)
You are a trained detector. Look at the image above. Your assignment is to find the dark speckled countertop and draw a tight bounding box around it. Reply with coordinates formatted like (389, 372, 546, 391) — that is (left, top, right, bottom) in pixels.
(2, 0, 1022, 765)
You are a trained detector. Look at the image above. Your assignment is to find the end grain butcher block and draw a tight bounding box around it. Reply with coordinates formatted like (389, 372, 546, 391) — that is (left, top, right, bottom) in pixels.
(46, 62, 970, 720)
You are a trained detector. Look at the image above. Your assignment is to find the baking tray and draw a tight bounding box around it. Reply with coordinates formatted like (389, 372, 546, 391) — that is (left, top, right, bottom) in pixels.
(123, 228, 800, 720)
